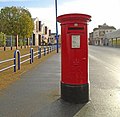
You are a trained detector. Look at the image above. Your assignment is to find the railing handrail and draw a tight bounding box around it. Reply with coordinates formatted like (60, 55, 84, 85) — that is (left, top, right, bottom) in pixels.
(20, 53, 30, 58)
(20, 58, 31, 64)
(0, 58, 15, 64)
(33, 51, 39, 54)
(0, 65, 15, 72)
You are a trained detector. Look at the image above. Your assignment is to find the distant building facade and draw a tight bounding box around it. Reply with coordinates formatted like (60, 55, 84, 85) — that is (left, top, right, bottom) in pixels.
(89, 32, 93, 45)
(48, 33, 61, 45)
(89, 23, 116, 46)
(48, 33, 56, 45)
(104, 29, 120, 47)
(32, 17, 52, 46)
(32, 17, 41, 46)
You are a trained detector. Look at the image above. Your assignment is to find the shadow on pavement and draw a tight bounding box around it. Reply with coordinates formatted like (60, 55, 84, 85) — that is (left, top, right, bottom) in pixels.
(31, 98, 86, 117)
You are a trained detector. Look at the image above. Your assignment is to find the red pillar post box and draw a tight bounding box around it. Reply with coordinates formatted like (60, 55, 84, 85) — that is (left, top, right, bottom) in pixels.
(57, 13, 91, 103)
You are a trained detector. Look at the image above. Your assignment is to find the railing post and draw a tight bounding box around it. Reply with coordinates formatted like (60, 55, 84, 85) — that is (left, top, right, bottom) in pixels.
(30, 48, 33, 64)
(14, 51, 16, 72)
(38, 46, 41, 59)
(44, 46, 46, 56)
(30, 48, 32, 64)
(18, 51, 20, 70)
(47, 46, 49, 54)
(14, 50, 20, 72)
(32, 48, 34, 62)
(50, 46, 51, 53)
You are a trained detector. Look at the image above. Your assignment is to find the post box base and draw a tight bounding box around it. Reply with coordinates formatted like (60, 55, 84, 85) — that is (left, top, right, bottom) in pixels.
(61, 83, 89, 104)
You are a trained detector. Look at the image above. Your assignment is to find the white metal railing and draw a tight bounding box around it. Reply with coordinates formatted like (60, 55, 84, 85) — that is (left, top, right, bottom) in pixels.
(0, 45, 57, 73)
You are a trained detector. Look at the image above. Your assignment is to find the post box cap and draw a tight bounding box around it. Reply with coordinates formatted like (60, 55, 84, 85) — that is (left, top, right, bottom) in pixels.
(57, 13, 91, 24)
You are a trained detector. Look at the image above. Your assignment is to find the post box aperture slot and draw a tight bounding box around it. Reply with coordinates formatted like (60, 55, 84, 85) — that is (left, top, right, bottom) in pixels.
(72, 35, 80, 48)
(68, 27, 84, 30)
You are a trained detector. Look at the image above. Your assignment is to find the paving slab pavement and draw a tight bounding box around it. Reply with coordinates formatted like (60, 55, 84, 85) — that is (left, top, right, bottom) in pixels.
(0, 53, 61, 117)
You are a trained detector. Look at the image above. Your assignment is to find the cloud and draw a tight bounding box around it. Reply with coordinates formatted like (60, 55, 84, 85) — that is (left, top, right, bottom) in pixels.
(57, 0, 120, 31)
(29, 6, 56, 33)
(29, 0, 120, 33)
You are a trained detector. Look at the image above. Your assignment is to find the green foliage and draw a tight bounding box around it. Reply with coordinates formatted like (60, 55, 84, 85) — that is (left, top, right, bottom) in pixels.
(0, 6, 34, 39)
(0, 32, 6, 46)
(19, 12, 34, 38)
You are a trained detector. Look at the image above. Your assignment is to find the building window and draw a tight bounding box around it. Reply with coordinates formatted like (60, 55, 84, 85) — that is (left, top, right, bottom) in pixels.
(39, 21, 41, 31)
(45, 26, 47, 35)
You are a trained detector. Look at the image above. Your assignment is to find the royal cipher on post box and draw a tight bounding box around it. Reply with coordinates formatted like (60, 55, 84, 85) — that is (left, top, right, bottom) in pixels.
(57, 13, 91, 103)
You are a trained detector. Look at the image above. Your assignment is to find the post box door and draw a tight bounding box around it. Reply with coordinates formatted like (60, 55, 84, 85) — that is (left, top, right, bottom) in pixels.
(62, 32, 88, 85)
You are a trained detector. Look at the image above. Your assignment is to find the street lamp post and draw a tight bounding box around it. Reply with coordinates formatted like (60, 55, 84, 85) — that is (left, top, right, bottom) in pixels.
(55, 0, 59, 53)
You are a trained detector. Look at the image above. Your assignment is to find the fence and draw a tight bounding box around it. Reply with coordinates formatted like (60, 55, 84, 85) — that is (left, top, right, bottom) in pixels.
(0, 45, 56, 73)
(6, 35, 16, 47)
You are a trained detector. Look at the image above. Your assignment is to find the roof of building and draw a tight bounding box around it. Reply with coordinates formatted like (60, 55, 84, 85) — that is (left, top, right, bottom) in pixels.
(93, 28, 99, 31)
(32, 17, 39, 21)
(104, 28, 120, 39)
(51, 33, 56, 35)
(93, 23, 116, 31)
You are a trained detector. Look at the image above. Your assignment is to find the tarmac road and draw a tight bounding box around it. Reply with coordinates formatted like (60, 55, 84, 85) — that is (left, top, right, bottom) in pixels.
(0, 46, 120, 117)
(75, 46, 120, 117)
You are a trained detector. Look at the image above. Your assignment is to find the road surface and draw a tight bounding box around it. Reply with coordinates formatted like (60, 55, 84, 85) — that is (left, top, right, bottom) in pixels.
(75, 46, 120, 117)
(0, 46, 120, 117)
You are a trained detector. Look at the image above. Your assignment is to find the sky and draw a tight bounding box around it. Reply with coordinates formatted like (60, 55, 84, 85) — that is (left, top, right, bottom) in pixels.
(0, 0, 120, 33)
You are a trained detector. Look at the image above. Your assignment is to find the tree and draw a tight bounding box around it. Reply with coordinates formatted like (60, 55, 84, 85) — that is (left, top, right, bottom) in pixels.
(0, 6, 34, 46)
(19, 11, 34, 39)
(0, 32, 6, 46)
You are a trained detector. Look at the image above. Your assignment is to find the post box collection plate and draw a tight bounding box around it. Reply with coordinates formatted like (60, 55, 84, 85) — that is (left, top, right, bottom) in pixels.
(72, 35, 80, 48)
